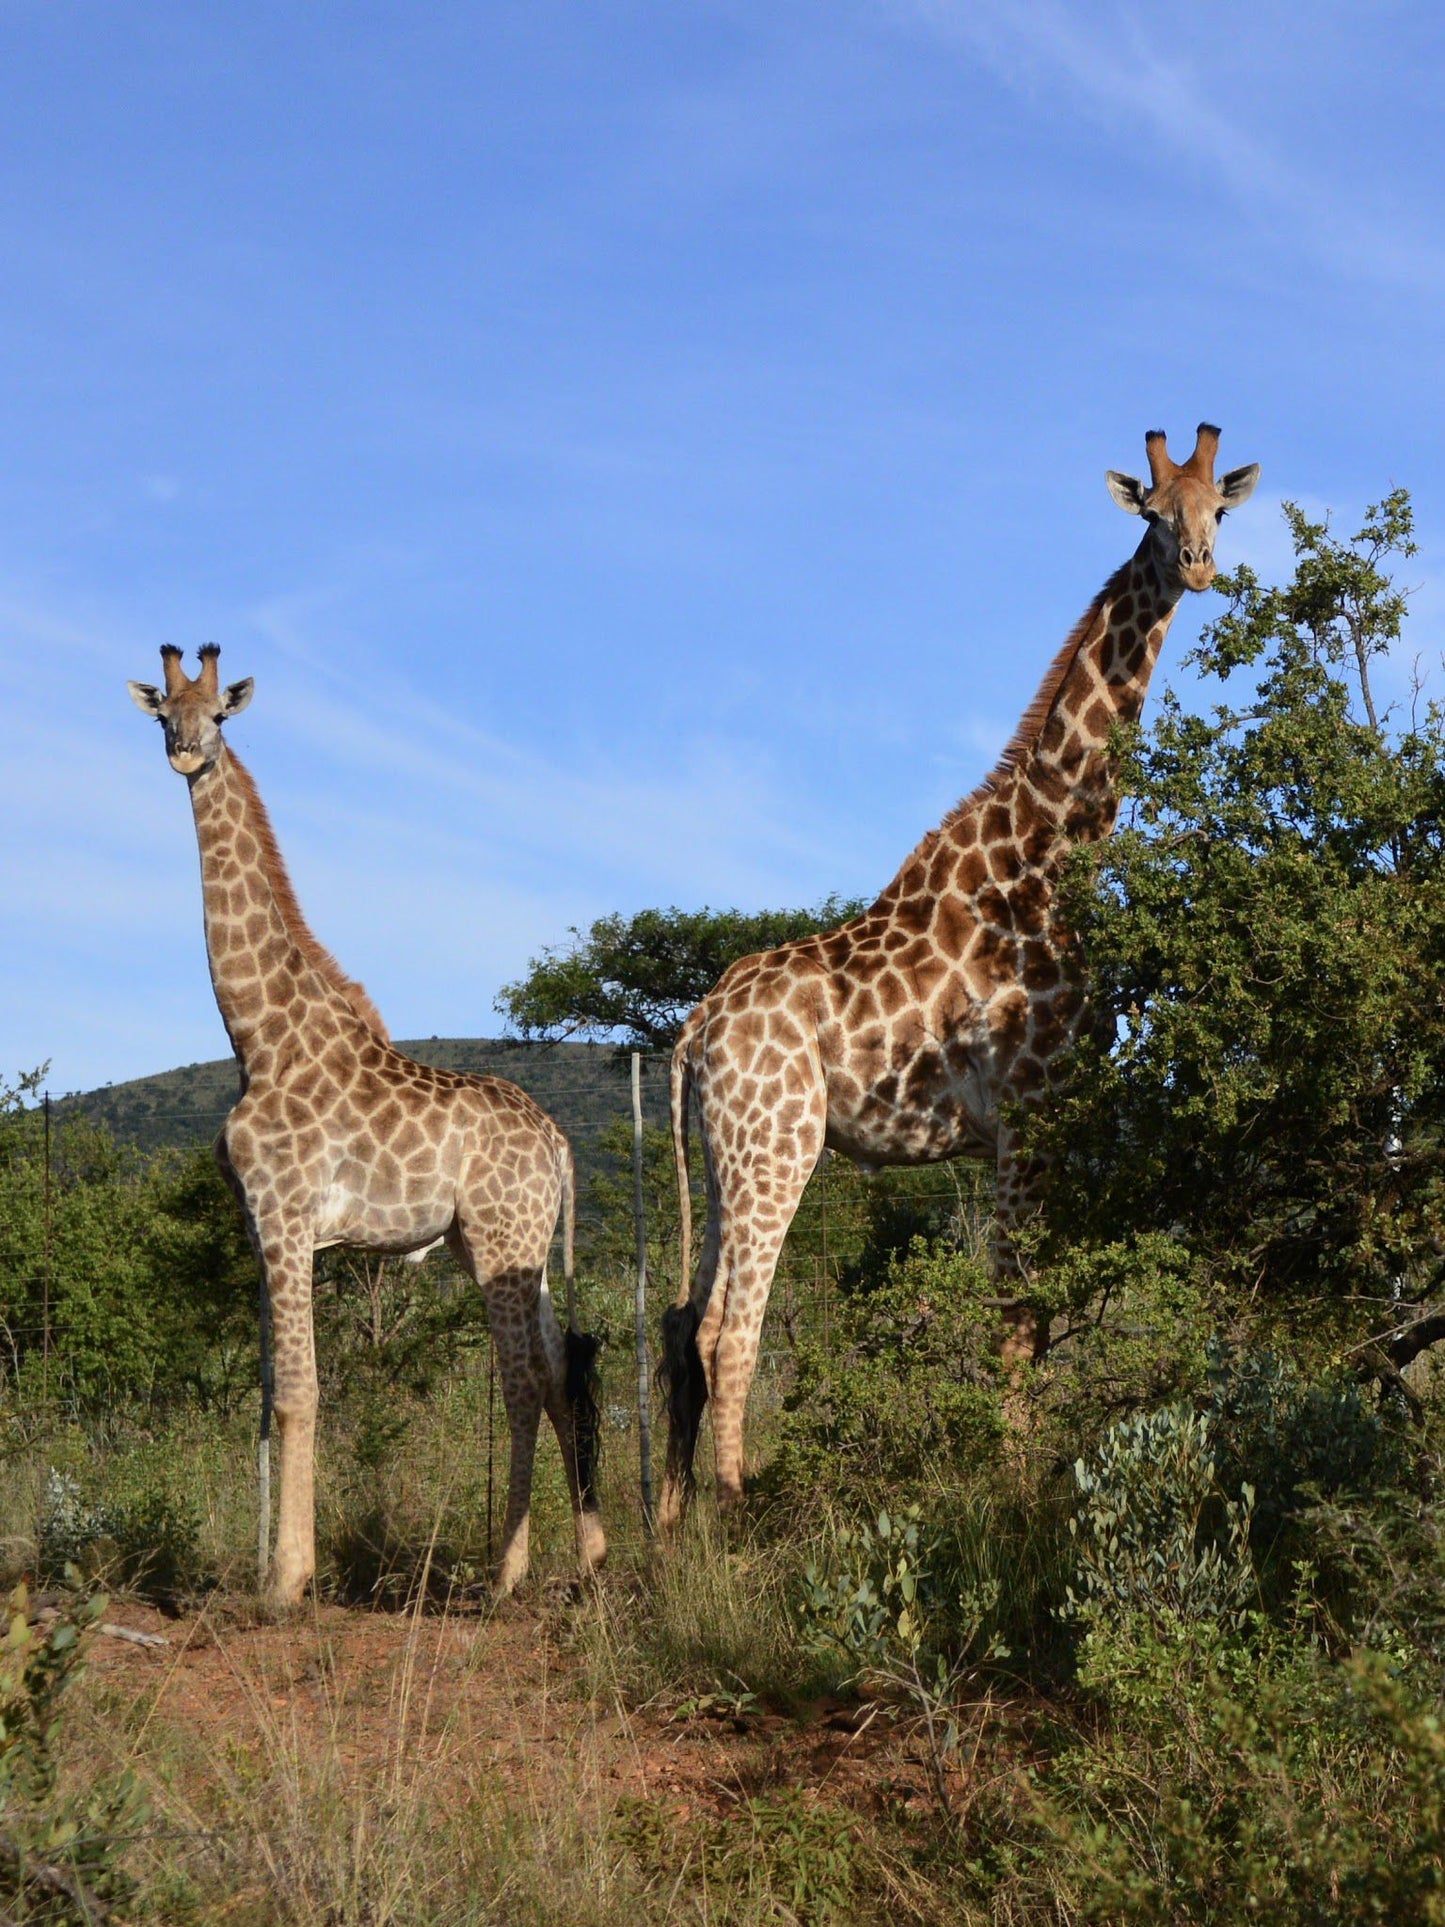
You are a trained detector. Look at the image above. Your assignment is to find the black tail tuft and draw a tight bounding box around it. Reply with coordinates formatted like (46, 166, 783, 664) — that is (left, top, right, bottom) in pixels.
(564, 1326, 603, 1509)
(658, 1301, 707, 1436)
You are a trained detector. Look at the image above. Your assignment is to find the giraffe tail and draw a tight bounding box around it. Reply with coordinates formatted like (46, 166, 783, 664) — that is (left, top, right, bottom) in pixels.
(658, 1032, 707, 1451)
(669, 1031, 693, 1305)
(557, 1133, 602, 1509)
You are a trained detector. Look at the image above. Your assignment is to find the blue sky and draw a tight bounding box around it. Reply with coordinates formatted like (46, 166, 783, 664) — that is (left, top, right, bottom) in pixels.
(2, 1, 1442, 1094)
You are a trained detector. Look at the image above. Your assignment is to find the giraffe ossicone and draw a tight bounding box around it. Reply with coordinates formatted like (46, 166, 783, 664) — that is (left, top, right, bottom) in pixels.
(659, 423, 1260, 1526)
(128, 644, 606, 1603)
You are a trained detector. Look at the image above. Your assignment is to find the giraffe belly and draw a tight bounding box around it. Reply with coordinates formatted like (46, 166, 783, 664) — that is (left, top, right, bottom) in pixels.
(825, 1048, 997, 1167)
(313, 1177, 455, 1255)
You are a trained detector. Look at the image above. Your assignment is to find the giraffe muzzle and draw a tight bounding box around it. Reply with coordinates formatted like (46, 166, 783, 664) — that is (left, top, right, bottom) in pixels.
(1178, 546, 1216, 591)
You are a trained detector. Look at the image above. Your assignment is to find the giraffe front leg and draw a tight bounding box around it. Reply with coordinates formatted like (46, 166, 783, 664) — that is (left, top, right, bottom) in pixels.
(994, 1120, 1050, 1369)
(257, 1226, 319, 1606)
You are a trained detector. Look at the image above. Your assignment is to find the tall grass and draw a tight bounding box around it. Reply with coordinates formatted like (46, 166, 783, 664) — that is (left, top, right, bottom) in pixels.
(74, 1593, 651, 1925)
(65, 1577, 928, 1925)
(576, 1507, 847, 1714)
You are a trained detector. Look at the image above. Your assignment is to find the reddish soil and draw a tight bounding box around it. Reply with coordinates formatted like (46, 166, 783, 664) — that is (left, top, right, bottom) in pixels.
(77, 1592, 990, 1825)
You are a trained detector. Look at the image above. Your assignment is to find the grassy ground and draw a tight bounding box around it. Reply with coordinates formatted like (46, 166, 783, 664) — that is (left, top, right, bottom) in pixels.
(11, 1348, 1444, 1924)
(1, 1353, 1034, 1925)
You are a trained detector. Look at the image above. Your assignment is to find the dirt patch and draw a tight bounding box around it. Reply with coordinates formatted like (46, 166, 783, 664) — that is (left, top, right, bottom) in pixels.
(78, 1593, 990, 1824)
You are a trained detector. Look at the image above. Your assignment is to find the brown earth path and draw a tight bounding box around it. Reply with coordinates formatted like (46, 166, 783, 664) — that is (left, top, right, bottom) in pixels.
(76, 1592, 977, 1829)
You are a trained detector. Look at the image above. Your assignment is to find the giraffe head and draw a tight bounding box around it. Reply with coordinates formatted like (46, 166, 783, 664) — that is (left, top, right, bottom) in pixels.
(1106, 423, 1259, 592)
(127, 644, 254, 774)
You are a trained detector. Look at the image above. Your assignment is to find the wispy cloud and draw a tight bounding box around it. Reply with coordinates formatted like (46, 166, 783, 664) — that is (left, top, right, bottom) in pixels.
(0, 575, 875, 1089)
(903, 0, 1445, 294)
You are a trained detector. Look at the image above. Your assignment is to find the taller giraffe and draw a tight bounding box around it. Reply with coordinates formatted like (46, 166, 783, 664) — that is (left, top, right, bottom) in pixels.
(660, 424, 1259, 1523)
(128, 645, 606, 1603)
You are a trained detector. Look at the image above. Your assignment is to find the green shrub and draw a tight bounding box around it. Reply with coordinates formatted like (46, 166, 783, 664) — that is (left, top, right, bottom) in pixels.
(615, 1787, 865, 1926)
(1066, 1401, 1258, 1636)
(1206, 1345, 1400, 1543)
(1, 1579, 149, 1924)
(771, 1238, 1003, 1495)
(1017, 1633, 1445, 1926)
(39, 1465, 206, 1602)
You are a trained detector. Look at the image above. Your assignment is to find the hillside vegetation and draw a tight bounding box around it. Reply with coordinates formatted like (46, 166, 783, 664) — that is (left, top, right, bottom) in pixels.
(57, 1037, 669, 1198)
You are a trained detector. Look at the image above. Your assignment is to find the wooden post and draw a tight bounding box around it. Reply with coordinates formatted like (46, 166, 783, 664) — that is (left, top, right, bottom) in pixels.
(486, 1328, 496, 1566)
(631, 1051, 655, 1532)
(820, 1149, 831, 1352)
(257, 1275, 273, 1588)
(41, 1092, 51, 1411)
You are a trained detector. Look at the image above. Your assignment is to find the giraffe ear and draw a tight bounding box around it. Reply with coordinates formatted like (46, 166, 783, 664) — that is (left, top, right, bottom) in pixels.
(128, 680, 165, 715)
(1105, 470, 1148, 515)
(1219, 462, 1260, 508)
(220, 677, 254, 717)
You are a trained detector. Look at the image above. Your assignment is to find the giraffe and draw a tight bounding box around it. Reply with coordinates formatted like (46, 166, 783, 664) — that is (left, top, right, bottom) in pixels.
(658, 423, 1260, 1524)
(127, 645, 606, 1603)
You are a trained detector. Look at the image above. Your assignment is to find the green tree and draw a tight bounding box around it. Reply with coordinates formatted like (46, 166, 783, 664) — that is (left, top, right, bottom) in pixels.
(1031, 491, 1445, 1381)
(496, 898, 865, 1053)
(0, 1079, 253, 1412)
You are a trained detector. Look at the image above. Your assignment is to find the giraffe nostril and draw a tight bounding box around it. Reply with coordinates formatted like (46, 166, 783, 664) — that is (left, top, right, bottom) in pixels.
(1180, 547, 1195, 567)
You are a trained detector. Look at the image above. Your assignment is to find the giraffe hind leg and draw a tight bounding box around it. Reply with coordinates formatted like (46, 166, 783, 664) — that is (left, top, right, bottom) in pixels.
(486, 1274, 547, 1595)
(691, 1103, 824, 1516)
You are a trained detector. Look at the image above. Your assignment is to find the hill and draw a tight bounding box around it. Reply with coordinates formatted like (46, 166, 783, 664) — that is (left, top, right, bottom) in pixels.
(59, 1037, 670, 1196)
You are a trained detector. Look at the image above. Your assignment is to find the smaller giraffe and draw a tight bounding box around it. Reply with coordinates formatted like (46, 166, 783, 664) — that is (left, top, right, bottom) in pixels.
(658, 424, 1259, 1524)
(128, 645, 606, 1603)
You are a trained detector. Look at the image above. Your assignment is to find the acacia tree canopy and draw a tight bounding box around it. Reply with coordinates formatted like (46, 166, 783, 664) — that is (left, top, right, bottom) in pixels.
(1033, 489, 1445, 1377)
(495, 898, 865, 1054)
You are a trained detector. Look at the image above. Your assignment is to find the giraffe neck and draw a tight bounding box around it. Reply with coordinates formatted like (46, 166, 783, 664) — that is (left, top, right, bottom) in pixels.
(186, 747, 365, 1068)
(876, 536, 1182, 909)
(1011, 534, 1181, 847)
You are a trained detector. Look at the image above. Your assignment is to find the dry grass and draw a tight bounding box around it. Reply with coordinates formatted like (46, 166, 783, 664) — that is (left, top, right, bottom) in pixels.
(56, 1566, 952, 1927)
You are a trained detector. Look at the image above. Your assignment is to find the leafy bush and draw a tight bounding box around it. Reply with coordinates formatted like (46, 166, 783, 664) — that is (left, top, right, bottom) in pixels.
(1, 1580, 149, 1923)
(772, 1238, 1004, 1494)
(1013, 1630, 1445, 1926)
(615, 1787, 865, 1925)
(1066, 1401, 1257, 1636)
(1206, 1344, 1400, 1548)
(39, 1465, 205, 1602)
(0, 1084, 254, 1414)
(1030, 492, 1445, 1379)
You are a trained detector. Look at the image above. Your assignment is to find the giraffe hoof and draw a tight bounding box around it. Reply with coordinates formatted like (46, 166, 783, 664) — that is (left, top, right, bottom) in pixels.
(578, 1515, 608, 1572)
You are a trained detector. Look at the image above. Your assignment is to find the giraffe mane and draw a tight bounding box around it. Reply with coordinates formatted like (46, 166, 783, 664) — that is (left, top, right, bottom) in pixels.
(225, 750, 391, 1042)
(868, 558, 1133, 908)
(940, 556, 1132, 829)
